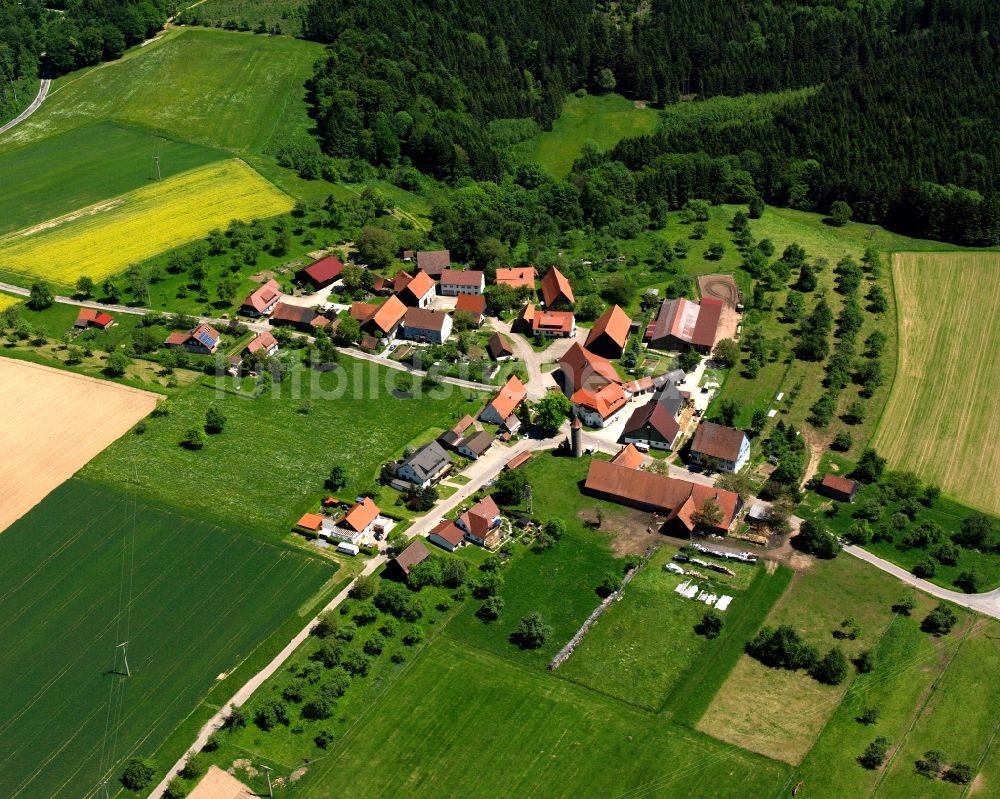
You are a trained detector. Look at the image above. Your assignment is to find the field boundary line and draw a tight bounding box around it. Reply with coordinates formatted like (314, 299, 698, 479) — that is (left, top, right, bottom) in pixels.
(871, 619, 976, 793)
(868, 251, 902, 449)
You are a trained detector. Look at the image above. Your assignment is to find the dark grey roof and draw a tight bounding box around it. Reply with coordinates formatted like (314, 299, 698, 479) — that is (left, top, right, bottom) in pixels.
(654, 382, 687, 418)
(403, 441, 450, 481)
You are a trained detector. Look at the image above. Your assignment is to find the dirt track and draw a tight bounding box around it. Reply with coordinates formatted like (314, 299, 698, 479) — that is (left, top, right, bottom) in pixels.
(0, 360, 159, 532)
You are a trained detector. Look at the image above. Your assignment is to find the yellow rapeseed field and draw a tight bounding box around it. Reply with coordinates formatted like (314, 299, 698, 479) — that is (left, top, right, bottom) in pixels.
(0, 160, 293, 285)
(0, 294, 22, 313)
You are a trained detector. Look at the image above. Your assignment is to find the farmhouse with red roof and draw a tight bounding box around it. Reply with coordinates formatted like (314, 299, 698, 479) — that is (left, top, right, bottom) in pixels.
(74, 308, 115, 330)
(297, 255, 344, 289)
(240, 279, 282, 317)
(164, 323, 221, 355)
(540, 266, 574, 308)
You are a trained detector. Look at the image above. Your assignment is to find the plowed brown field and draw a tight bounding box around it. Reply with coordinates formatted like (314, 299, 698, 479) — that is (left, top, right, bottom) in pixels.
(0, 359, 159, 531)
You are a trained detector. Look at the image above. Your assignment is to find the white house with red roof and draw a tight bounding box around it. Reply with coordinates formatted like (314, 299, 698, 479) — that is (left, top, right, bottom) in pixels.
(439, 269, 485, 296)
(456, 495, 503, 548)
(240, 279, 282, 317)
(479, 375, 527, 428)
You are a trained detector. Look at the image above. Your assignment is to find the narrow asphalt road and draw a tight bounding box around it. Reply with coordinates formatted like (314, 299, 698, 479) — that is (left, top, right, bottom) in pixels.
(0, 78, 50, 137)
(844, 545, 1000, 619)
(147, 430, 563, 798)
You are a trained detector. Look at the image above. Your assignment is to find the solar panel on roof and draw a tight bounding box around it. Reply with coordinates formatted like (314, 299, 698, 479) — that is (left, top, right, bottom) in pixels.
(196, 331, 216, 347)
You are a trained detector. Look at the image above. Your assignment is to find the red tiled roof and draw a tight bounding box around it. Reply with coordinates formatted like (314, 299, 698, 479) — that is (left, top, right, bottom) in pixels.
(571, 382, 629, 419)
(584, 460, 739, 532)
(505, 451, 532, 470)
(296, 513, 324, 531)
(430, 519, 465, 547)
(460, 495, 501, 538)
(394, 540, 431, 575)
(623, 399, 680, 443)
(271, 303, 318, 324)
(392, 270, 413, 293)
(611, 443, 645, 470)
(440, 269, 484, 287)
(485, 375, 527, 420)
(495, 266, 536, 290)
(165, 331, 188, 346)
(691, 422, 746, 462)
(455, 293, 486, 316)
(367, 295, 407, 334)
(691, 297, 723, 348)
(400, 270, 436, 302)
(532, 309, 575, 334)
(301, 255, 344, 284)
(821, 474, 857, 494)
(340, 497, 380, 533)
(416, 250, 451, 276)
(651, 298, 701, 344)
(245, 331, 278, 356)
(488, 332, 514, 359)
(540, 266, 574, 307)
(559, 342, 622, 389)
(243, 279, 282, 313)
(350, 301, 378, 321)
(586, 305, 632, 350)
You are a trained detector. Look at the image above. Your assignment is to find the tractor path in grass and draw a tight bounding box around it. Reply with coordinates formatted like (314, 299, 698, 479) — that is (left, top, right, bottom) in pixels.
(0, 79, 50, 138)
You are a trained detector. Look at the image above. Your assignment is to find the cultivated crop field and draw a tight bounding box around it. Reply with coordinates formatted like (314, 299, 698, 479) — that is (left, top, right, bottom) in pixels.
(0, 478, 332, 799)
(0, 359, 159, 533)
(0, 160, 292, 285)
(0, 122, 226, 237)
(0, 28, 323, 155)
(293, 638, 790, 799)
(0, 293, 20, 313)
(873, 252, 1000, 514)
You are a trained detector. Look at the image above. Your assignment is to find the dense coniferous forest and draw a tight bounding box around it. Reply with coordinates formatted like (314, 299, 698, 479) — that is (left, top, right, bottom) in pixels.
(302, 0, 1000, 245)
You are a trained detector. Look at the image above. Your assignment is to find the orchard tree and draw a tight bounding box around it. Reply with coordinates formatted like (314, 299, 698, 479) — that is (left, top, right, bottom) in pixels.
(326, 464, 347, 490)
(511, 612, 552, 649)
(204, 404, 227, 434)
(76, 276, 95, 298)
(28, 280, 54, 310)
(712, 338, 740, 367)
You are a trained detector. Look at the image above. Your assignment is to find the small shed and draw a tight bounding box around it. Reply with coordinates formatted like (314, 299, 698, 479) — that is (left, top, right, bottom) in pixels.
(746, 499, 770, 526)
(818, 473, 858, 503)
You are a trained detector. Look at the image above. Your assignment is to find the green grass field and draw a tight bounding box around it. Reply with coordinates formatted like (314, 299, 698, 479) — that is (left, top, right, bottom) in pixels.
(444, 453, 622, 666)
(697, 555, 907, 764)
(0, 122, 226, 236)
(180, 0, 306, 35)
(557, 546, 767, 711)
(0, 478, 332, 799)
(292, 637, 791, 799)
(873, 252, 1000, 515)
(515, 93, 659, 178)
(0, 29, 323, 157)
(82, 359, 479, 538)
